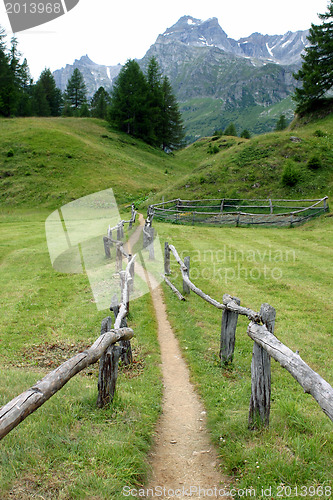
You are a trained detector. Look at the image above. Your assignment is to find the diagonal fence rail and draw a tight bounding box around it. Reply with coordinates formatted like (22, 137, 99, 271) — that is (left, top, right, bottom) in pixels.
(163, 241, 333, 427)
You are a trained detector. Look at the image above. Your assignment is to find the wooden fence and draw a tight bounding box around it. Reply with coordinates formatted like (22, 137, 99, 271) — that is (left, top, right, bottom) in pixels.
(150, 197, 329, 227)
(0, 209, 138, 441)
(163, 242, 333, 427)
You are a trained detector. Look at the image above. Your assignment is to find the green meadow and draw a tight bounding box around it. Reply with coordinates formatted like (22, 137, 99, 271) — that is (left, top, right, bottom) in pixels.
(0, 115, 332, 498)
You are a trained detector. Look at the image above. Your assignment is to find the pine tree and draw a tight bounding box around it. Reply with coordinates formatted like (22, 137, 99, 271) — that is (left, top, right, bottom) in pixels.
(294, 1, 333, 112)
(146, 57, 164, 146)
(0, 31, 32, 117)
(91, 86, 111, 119)
(160, 76, 185, 150)
(224, 123, 237, 136)
(240, 129, 251, 139)
(33, 81, 51, 116)
(35, 68, 62, 116)
(0, 27, 12, 116)
(109, 59, 150, 139)
(64, 68, 87, 110)
(275, 114, 287, 131)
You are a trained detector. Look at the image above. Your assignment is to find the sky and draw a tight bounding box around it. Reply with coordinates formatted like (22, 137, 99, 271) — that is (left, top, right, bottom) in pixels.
(0, 0, 330, 80)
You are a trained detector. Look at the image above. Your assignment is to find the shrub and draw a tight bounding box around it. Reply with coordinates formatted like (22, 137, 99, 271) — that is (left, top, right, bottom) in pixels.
(7, 149, 14, 157)
(282, 161, 299, 187)
(307, 155, 322, 170)
(207, 143, 219, 154)
(314, 129, 326, 137)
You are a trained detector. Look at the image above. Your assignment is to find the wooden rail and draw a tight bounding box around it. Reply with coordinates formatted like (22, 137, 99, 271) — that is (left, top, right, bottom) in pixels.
(0, 219, 138, 440)
(163, 241, 333, 426)
(0, 327, 133, 440)
(150, 197, 329, 227)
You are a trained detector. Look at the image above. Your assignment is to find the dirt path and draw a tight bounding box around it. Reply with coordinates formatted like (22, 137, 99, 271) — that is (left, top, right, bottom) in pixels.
(128, 216, 229, 498)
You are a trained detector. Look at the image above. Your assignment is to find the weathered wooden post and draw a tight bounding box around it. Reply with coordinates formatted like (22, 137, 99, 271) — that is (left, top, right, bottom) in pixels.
(110, 295, 132, 366)
(290, 213, 294, 228)
(103, 236, 111, 259)
(220, 294, 240, 365)
(107, 227, 113, 246)
(183, 256, 190, 295)
(269, 199, 273, 214)
(164, 242, 170, 275)
(116, 243, 123, 272)
(148, 227, 155, 260)
(128, 255, 134, 292)
(248, 303, 276, 429)
(97, 316, 123, 408)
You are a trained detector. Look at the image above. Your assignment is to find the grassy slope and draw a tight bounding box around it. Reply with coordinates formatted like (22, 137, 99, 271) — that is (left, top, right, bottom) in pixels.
(156, 216, 333, 493)
(0, 117, 192, 209)
(0, 115, 332, 497)
(0, 209, 162, 499)
(149, 113, 333, 204)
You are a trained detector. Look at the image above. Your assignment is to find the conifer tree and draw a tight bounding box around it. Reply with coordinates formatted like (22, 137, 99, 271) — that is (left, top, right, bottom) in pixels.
(146, 56, 164, 146)
(109, 59, 150, 139)
(224, 123, 237, 136)
(64, 68, 87, 110)
(91, 86, 111, 119)
(275, 114, 287, 131)
(35, 68, 61, 116)
(160, 76, 185, 150)
(294, 1, 333, 112)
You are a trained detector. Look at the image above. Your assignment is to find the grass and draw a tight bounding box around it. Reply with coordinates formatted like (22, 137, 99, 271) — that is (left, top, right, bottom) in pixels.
(155, 215, 333, 494)
(147, 113, 333, 205)
(1, 114, 333, 498)
(0, 209, 162, 499)
(0, 117, 192, 209)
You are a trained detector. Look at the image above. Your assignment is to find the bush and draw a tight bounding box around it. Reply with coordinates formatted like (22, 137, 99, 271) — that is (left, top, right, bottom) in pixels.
(314, 129, 326, 137)
(282, 161, 299, 187)
(207, 143, 219, 154)
(307, 155, 322, 170)
(7, 149, 14, 157)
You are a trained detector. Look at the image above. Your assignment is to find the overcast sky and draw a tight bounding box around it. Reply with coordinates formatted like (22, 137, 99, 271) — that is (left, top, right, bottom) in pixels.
(0, 0, 329, 80)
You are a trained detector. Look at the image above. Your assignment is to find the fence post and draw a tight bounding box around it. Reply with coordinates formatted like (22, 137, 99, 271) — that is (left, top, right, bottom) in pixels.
(164, 242, 171, 275)
(116, 243, 123, 272)
(97, 316, 122, 408)
(269, 199, 273, 214)
(183, 256, 190, 295)
(248, 303, 276, 429)
(219, 294, 240, 365)
(111, 297, 132, 366)
(128, 254, 134, 292)
(103, 236, 111, 259)
(148, 227, 155, 260)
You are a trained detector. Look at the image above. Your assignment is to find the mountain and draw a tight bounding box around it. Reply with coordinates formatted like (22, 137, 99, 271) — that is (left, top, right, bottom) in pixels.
(52, 16, 310, 140)
(157, 16, 309, 66)
(53, 55, 121, 97)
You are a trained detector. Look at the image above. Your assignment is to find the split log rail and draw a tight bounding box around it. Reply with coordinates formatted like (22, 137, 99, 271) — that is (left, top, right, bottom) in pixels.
(150, 197, 329, 227)
(163, 242, 333, 427)
(0, 208, 138, 441)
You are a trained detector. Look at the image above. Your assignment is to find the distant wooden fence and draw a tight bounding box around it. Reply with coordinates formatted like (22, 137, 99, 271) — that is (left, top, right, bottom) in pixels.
(0, 208, 138, 441)
(151, 197, 329, 227)
(163, 242, 333, 427)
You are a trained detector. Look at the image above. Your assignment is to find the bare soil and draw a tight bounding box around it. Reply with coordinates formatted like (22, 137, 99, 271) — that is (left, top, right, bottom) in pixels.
(132, 215, 230, 498)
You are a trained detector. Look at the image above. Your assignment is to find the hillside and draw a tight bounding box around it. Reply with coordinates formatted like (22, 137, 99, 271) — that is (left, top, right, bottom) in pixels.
(148, 113, 333, 204)
(0, 118, 192, 209)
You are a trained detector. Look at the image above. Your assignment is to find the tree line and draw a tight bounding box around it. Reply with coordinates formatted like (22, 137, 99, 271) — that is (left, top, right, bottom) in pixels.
(0, 0, 332, 143)
(0, 26, 184, 150)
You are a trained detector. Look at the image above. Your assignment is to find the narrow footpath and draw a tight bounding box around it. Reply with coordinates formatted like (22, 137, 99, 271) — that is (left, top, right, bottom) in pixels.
(127, 216, 229, 498)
